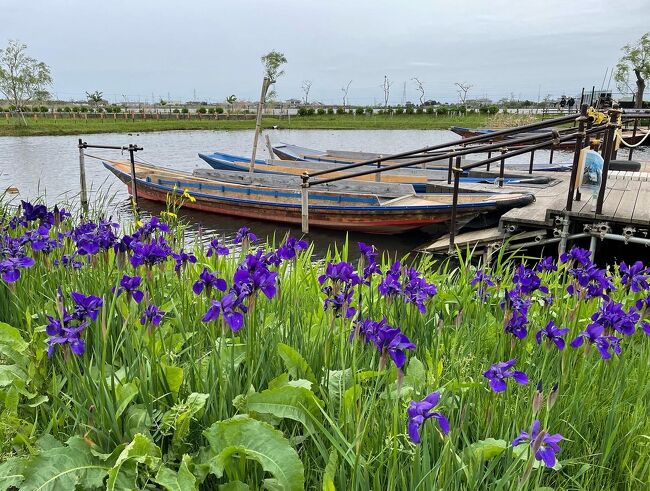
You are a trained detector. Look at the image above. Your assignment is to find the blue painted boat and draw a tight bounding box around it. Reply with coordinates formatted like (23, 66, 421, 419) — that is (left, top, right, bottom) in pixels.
(198, 151, 553, 193)
(103, 159, 535, 235)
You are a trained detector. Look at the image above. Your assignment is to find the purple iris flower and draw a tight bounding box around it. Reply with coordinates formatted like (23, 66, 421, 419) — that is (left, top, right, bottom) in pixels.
(401, 268, 437, 313)
(53, 254, 84, 269)
(372, 323, 416, 369)
(0, 256, 35, 283)
(407, 391, 450, 443)
(46, 311, 88, 358)
(140, 303, 165, 326)
(202, 292, 248, 331)
(72, 219, 120, 256)
(206, 238, 230, 257)
(318, 261, 362, 287)
(560, 247, 592, 267)
(117, 275, 144, 303)
(318, 261, 361, 318)
(130, 237, 172, 268)
(233, 227, 257, 245)
(483, 359, 529, 392)
(378, 261, 402, 297)
(589, 300, 639, 336)
(71, 292, 103, 322)
(232, 250, 278, 299)
(276, 236, 309, 261)
(502, 290, 531, 339)
(471, 270, 495, 300)
(358, 242, 381, 280)
(619, 261, 650, 292)
(351, 316, 386, 344)
(132, 216, 170, 241)
(171, 249, 197, 273)
(193, 267, 228, 295)
(512, 420, 563, 468)
(570, 323, 622, 360)
(512, 265, 548, 296)
(20, 200, 49, 223)
(566, 264, 614, 300)
(535, 321, 570, 350)
(642, 321, 650, 336)
(534, 256, 558, 273)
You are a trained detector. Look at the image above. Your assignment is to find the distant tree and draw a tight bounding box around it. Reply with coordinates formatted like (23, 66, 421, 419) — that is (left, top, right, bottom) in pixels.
(382, 75, 393, 107)
(412, 77, 425, 105)
(260, 50, 287, 102)
(226, 94, 237, 114)
(455, 82, 473, 111)
(301, 80, 312, 104)
(85, 90, 105, 110)
(0, 40, 52, 124)
(341, 80, 352, 107)
(614, 32, 649, 109)
(159, 98, 170, 114)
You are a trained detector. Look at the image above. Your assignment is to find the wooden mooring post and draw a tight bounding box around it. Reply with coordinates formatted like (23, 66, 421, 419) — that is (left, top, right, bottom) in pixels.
(77, 138, 89, 213)
(301, 173, 309, 234)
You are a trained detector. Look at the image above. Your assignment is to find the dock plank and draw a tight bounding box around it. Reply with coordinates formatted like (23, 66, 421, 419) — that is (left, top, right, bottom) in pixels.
(632, 181, 650, 224)
(615, 180, 641, 223)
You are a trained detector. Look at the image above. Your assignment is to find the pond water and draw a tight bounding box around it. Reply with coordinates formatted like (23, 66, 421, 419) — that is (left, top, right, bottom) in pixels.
(1, 129, 647, 257)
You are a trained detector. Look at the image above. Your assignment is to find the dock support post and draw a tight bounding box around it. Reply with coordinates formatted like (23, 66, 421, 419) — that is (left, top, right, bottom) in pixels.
(447, 156, 453, 184)
(589, 235, 598, 256)
(628, 118, 638, 161)
(264, 134, 274, 159)
(558, 216, 571, 255)
(447, 168, 461, 255)
(78, 138, 89, 214)
(498, 148, 506, 187)
(528, 150, 535, 174)
(301, 173, 309, 234)
(128, 144, 139, 208)
(486, 140, 493, 171)
(566, 104, 588, 211)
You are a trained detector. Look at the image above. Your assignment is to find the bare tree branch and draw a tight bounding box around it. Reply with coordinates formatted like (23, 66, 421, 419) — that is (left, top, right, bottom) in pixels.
(412, 77, 425, 105)
(301, 80, 312, 104)
(341, 80, 352, 107)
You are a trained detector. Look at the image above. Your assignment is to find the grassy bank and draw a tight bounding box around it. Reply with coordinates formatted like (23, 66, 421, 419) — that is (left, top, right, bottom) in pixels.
(0, 197, 649, 489)
(0, 113, 493, 136)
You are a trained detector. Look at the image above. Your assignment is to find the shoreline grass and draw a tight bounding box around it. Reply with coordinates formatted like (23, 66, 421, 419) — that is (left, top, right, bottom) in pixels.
(0, 114, 495, 136)
(0, 197, 648, 489)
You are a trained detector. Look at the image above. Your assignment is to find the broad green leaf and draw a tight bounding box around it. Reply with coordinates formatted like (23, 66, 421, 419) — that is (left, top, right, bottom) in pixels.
(27, 395, 49, 408)
(277, 343, 316, 384)
(268, 373, 312, 390)
(512, 444, 562, 470)
(154, 455, 197, 491)
(161, 393, 209, 456)
(0, 457, 26, 491)
(115, 380, 139, 418)
(20, 436, 109, 491)
(203, 415, 304, 491)
(123, 405, 152, 440)
(463, 438, 508, 461)
(404, 357, 426, 391)
(342, 384, 362, 412)
(322, 448, 338, 491)
(245, 385, 322, 435)
(0, 322, 28, 362)
(4, 384, 19, 414)
(162, 363, 184, 400)
(0, 365, 27, 387)
(106, 433, 162, 490)
(326, 369, 353, 408)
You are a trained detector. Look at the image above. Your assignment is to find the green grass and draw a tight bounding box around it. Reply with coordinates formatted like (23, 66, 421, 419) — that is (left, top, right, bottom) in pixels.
(0, 113, 494, 136)
(0, 197, 648, 489)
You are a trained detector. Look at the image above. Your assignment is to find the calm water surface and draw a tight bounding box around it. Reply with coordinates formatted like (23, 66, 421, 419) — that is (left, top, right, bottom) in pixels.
(1, 129, 647, 257)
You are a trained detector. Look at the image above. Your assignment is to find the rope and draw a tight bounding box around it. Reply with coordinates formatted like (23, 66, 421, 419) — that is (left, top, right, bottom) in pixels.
(619, 128, 650, 148)
(83, 152, 122, 161)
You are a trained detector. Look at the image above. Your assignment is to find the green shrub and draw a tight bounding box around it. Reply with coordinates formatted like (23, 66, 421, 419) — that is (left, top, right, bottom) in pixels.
(488, 105, 499, 115)
(63, 106, 72, 112)
(436, 106, 447, 116)
(181, 107, 189, 114)
(172, 108, 180, 114)
(327, 107, 334, 114)
(40, 106, 49, 112)
(416, 107, 424, 114)
(355, 107, 365, 115)
(215, 107, 224, 114)
(297, 107, 308, 116)
(317, 108, 326, 115)
(405, 106, 415, 115)
(426, 107, 434, 114)
(197, 107, 207, 114)
(307, 108, 315, 116)
(395, 107, 404, 115)
(365, 107, 374, 115)
(208, 108, 215, 114)
(336, 107, 345, 115)
(80, 106, 89, 113)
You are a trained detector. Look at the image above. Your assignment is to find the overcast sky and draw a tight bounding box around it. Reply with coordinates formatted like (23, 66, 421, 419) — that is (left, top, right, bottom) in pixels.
(2, 0, 648, 105)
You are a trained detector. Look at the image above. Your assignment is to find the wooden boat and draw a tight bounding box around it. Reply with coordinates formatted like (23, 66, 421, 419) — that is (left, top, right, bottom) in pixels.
(271, 143, 572, 172)
(103, 160, 535, 234)
(198, 152, 553, 193)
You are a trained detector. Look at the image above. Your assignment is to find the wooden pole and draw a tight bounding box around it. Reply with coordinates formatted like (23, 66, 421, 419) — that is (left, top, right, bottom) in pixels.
(129, 144, 139, 208)
(250, 77, 270, 173)
(264, 134, 274, 159)
(78, 139, 89, 213)
(447, 168, 461, 255)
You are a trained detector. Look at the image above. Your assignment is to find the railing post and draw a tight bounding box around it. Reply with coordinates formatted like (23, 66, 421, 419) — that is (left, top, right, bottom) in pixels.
(566, 104, 588, 211)
(548, 146, 554, 164)
(528, 149, 535, 174)
(78, 138, 89, 214)
(486, 140, 493, 171)
(301, 173, 309, 234)
(628, 118, 638, 161)
(129, 144, 139, 208)
(447, 167, 461, 255)
(498, 148, 506, 187)
(596, 109, 620, 215)
(447, 156, 453, 184)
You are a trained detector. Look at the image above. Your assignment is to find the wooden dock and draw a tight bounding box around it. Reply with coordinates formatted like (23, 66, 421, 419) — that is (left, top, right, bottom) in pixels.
(419, 161, 650, 254)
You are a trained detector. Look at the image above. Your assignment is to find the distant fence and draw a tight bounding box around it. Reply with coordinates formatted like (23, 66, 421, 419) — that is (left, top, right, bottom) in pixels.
(2, 112, 259, 122)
